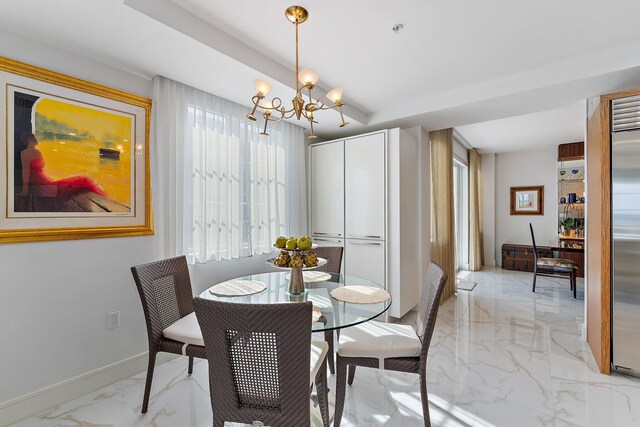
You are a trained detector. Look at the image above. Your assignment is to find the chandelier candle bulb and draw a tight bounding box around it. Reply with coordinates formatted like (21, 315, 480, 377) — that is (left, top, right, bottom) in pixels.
(298, 68, 319, 86)
(246, 5, 349, 139)
(254, 79, 272, 95)
(327, 88, 343, 104)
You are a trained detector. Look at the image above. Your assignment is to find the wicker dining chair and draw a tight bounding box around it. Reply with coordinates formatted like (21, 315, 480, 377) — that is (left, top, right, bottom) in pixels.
(313, 246, 344, 275)
(192, 298, 330, 427)
(530, 223, 578, 298)
(310, 245, 344, 374)
(130, 256, 205, 413)
(333, 262, 448, 427)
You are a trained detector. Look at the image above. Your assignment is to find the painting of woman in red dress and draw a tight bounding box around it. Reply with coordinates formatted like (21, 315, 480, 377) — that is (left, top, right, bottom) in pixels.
(17, 132, 108, 199)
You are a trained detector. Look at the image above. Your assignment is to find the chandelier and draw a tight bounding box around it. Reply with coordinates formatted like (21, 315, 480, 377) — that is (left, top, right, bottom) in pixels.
(246, 5, 348, 139)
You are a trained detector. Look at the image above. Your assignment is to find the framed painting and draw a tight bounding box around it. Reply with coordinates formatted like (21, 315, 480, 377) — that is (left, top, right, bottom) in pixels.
(510, 186, 544, 215)
(0, 57, 153, 243)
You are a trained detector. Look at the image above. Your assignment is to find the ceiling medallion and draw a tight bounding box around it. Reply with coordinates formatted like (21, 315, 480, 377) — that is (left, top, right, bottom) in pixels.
(246, 5, 348, 139)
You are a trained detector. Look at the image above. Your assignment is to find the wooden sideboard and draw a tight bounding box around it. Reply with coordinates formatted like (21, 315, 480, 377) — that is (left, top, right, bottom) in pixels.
(502, 243, 585, 277)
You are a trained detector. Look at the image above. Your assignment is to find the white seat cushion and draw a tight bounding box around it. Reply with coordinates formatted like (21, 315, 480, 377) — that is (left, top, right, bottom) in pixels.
(162, 312, 204, 347)
(310, 341, 329, 386)
(337, 321, 421, 360)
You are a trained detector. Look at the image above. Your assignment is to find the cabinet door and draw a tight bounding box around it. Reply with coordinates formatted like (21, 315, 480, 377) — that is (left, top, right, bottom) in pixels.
(310, 141, 344, 237)
(345, 133, 385, 239)
(344, 239, 385, 288)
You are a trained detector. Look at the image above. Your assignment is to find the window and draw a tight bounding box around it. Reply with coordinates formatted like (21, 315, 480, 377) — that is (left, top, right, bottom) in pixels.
(185, 104, 303, 263)
(454, 158, 469, 271)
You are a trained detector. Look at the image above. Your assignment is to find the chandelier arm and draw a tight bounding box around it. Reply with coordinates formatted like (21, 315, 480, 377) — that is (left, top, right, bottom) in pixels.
(316, 102, 344, 111)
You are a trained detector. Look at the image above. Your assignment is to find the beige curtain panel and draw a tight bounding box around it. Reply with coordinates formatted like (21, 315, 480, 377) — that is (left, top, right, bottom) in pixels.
(430, 129, 456, 301)
(469, 149, 484, 271)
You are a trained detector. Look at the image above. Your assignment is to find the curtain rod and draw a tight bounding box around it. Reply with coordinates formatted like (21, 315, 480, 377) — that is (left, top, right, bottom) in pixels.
(453, 129, 474, 151)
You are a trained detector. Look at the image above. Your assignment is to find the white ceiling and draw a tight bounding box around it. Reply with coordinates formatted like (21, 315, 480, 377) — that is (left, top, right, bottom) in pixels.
(2, 0, 640, 150)
(456, 103, 585, 154)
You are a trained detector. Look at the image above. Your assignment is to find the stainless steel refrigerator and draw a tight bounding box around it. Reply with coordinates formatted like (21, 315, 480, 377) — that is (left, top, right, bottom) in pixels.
(611, 95, 640, 376)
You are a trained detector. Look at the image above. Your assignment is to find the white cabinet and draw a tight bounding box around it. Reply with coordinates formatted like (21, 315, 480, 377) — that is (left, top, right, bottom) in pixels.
(344, 239, 386, 288)
(345, 133, 385, 239)
(308, 129, 420, 319)
(310, 141, 344, 238)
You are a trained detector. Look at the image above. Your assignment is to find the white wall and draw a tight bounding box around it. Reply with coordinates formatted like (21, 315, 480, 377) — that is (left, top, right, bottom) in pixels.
(0, 30, 157, 407)
(480, 153, 496, 266)
(0, 30, 279, 422)
(494, 147, 558, 265)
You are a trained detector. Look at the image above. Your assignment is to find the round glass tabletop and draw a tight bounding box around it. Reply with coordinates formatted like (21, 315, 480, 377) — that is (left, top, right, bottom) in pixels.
(199, 271, 391, 332)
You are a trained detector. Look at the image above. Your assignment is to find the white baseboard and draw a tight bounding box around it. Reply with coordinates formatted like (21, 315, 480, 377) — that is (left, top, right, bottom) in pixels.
(484, 259, 496, 267)
(0, 351, 177, 426)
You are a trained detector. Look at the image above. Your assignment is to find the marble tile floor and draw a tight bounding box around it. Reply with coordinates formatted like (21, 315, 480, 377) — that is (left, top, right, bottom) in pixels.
(11, 268, 640, 427)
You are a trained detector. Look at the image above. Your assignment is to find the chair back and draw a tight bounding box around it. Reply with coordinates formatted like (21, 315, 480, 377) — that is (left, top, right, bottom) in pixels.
(131, 256, 194, 349)
(416, 262, 448, 358)
(529, 223, 539, 262)
(193, 298, 313, 426)
(313, 246, 344, 273)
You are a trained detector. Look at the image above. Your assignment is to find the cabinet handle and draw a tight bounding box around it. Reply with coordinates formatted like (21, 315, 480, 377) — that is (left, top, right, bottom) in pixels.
(313, 232, 342, 237)
(349, 241, 382, 246)
(347, 234, 381, 239)
(314, 238, 342, 243)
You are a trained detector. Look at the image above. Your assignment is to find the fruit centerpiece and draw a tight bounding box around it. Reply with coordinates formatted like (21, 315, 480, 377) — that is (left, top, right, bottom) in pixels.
(268, 235, 326, 294)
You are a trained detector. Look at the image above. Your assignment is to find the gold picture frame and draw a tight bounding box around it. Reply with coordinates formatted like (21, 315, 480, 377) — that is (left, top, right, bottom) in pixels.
(0, 56, 153, 243)
(510, 185, 544, 215)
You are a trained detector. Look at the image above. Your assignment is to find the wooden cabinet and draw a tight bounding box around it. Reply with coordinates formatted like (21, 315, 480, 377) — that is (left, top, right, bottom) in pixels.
(344, 133, 386, 239)
(310, 141, 344, 238)
(501, 244, 553, 272)
(558, 141, 585, 161)
(344, 239, 386, 289)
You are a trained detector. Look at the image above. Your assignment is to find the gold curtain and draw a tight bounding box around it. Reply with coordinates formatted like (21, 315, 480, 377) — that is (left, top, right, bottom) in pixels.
(469, 149, 484, 271)
(430, 129, 456, 301)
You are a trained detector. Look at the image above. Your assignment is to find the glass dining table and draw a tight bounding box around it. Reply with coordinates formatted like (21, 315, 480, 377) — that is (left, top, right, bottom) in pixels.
(199, 271, 391, 332)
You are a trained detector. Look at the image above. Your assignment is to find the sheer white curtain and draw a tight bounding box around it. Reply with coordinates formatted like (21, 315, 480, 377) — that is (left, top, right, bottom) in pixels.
(153, 76, 307, 263)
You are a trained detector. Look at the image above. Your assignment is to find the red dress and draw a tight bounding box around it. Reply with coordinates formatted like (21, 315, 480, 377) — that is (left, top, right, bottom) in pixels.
(28, 156, 107, 198)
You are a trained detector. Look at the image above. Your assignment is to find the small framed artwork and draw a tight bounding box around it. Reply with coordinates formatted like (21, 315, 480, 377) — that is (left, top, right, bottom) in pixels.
(0, 56, 153, 243)
(510, 186, 544, 215)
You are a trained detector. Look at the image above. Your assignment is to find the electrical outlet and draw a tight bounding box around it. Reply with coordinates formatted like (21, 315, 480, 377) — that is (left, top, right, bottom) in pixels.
(108, 311, 120, 329)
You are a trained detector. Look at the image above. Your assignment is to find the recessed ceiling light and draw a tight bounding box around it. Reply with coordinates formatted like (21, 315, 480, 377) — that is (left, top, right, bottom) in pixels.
(392, 24, 404, 34)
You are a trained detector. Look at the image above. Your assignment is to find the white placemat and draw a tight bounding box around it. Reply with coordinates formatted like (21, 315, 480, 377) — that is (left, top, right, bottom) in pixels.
(330, 286, 391, 304)
(209, 280, 267, 297)
(285, 271, 332, 283)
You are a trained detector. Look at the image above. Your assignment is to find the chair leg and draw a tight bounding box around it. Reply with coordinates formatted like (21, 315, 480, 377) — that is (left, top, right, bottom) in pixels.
(188, 355, 194, 375)
(572, 271, 577, 299)
(532, 265, 537, 292)
(347, 365, 356, 385)
(419, 371, 431, 427)
(315, 358, 330, 427)
(141, 351, 157, 413)
(324, 329, 335, 375)
(334, 357, 348, 427)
